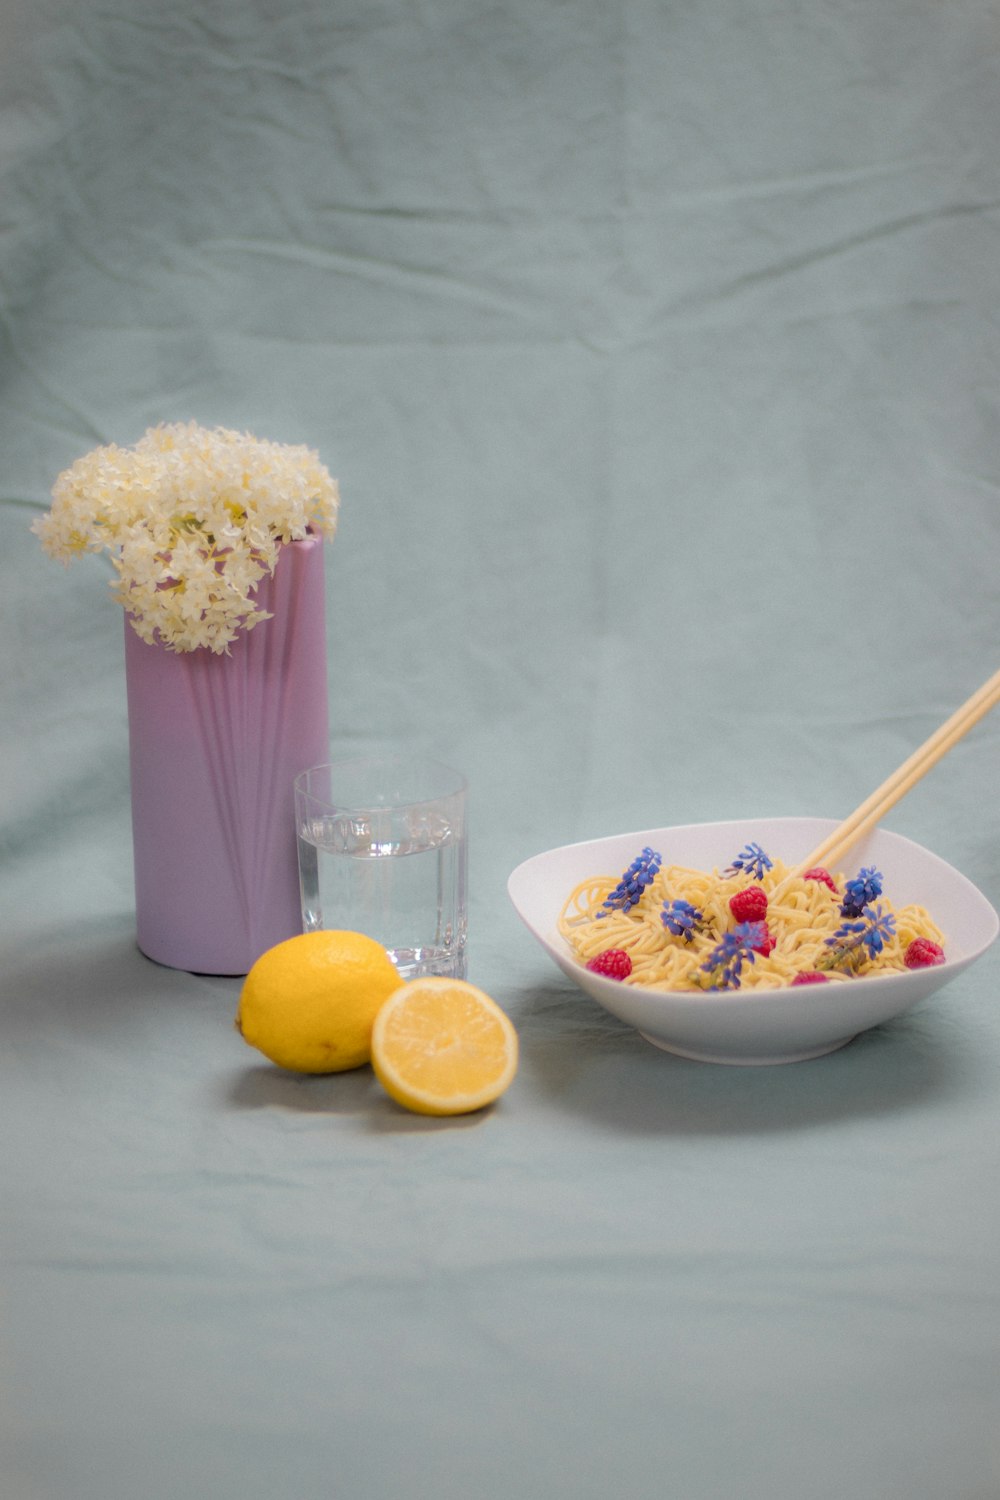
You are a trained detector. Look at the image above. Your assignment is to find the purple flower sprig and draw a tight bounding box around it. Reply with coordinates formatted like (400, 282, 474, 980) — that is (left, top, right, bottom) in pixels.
(661, 898, 703, 942)
(699, 921, 768, 990)
(598, 846, 662, 917)
(819, 904, 897, 971)
(840, 866, 884, 918)
(724, 842, 773, 882)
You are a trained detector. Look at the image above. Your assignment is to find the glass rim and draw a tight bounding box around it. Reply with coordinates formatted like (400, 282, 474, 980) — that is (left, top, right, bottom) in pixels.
(293, 753, 467, 814)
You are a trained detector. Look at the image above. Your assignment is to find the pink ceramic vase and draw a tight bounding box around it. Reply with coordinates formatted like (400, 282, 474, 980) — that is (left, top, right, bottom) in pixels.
(123, 532, 328, 974)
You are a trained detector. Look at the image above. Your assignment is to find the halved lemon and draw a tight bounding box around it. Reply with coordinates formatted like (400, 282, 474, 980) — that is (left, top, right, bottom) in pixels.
(371, 978, 519, 1116)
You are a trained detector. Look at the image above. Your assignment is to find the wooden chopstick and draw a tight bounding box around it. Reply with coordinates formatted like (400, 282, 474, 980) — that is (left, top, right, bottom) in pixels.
(770, 666, 1000, 901)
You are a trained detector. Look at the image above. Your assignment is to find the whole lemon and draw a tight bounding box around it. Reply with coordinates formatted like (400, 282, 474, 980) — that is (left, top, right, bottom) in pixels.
(236, 930, 402, 1073)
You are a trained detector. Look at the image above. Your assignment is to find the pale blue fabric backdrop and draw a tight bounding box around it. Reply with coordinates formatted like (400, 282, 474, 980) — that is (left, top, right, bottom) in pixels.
(2, 3, 999, 1498)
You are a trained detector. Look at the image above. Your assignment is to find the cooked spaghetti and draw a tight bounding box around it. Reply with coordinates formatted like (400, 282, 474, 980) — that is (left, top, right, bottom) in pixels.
(558, 842, 946, 991)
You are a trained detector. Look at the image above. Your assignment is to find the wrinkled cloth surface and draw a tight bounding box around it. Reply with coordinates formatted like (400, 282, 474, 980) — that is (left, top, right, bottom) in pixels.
(2, 3, 999, 1498)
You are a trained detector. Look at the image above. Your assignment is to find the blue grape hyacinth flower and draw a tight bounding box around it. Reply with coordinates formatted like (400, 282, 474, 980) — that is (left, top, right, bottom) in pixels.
(599, 846, 662, 916)
(840, 866, 884, 918)
(699, 921, 767, 990)
(661, 898, 703, 941)
(820, 903, 897, 970)
(724, 842, 773, 882)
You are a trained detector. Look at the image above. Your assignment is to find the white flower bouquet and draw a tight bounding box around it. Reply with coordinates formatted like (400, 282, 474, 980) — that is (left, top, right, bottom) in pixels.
(33, 421, 339, 653)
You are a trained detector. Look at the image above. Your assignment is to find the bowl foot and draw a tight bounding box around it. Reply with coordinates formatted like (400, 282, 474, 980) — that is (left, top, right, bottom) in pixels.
(637, 1031, 856, 1066)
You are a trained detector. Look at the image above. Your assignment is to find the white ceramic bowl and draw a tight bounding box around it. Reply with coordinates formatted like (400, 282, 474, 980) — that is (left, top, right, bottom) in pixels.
(507, 816, 999, 1066)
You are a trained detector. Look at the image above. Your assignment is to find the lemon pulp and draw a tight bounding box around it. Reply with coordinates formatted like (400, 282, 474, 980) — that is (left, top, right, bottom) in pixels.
(371, 978, 518, 1116)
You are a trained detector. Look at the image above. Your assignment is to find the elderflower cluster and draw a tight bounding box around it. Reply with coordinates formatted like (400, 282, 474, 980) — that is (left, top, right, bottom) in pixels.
(33, 422, 339, 653)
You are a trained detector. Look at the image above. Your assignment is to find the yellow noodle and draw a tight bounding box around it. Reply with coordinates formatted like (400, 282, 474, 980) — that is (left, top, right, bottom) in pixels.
(558, 856, 945, 992)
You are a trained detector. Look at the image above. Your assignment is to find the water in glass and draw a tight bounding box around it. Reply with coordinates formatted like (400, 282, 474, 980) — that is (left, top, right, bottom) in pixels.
(297, 806, 466, 980)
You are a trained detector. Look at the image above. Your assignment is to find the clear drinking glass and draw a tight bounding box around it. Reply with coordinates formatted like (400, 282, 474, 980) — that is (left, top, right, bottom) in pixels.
(293, 754, 467, 980)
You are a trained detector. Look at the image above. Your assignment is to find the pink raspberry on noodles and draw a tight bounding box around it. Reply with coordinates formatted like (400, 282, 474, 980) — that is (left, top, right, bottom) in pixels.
(586, 949, 632, 981)
(904, 938, 945, 969)
(749, 922, 775, 957)
(729, 885, 768, 922)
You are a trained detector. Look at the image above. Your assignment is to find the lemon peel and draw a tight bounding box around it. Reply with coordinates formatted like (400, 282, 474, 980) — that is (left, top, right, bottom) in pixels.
(236, 930, 399, 1074)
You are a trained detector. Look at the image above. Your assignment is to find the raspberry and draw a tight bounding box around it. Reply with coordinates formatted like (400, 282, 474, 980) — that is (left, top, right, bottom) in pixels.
(803, 867, 837, 892)
(904, 938, 945, 969)
(729, 885, 768, 922)
(749, 922, 775, 957)
(586, 949, 632, 981)
(791, 971, 829, 986)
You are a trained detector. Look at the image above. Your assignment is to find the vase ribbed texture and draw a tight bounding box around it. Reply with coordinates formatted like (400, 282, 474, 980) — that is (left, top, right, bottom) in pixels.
(124, 533, 329, 974)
